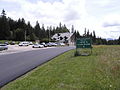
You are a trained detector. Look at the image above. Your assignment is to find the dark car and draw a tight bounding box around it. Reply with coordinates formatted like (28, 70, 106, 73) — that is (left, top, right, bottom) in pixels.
(10, 41, 15, 45)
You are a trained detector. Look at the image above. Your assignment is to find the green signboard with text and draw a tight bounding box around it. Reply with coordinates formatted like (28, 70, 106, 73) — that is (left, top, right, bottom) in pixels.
(76, 38, 92, 48)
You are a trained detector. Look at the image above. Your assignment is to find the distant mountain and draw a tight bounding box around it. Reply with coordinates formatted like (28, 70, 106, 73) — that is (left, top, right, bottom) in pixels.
(106, 38, 114, 40)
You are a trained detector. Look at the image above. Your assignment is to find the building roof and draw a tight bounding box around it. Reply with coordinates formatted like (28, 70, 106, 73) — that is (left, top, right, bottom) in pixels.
(51, 32, 74, 41)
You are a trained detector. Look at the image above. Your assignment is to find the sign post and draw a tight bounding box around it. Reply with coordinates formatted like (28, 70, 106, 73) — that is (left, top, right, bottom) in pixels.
(75, 38, 92, 56)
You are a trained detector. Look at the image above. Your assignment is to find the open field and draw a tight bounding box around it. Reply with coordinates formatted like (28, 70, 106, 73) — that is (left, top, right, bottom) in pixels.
(1, 45, 120, 90)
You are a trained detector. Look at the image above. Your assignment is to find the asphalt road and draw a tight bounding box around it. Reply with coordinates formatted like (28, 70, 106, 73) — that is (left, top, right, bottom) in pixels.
(0, 46, 75, 87)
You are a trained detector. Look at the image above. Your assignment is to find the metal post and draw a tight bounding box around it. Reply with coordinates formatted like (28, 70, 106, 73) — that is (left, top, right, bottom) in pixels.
(49, 29, 50, 42)
(25, 30, 26, 41)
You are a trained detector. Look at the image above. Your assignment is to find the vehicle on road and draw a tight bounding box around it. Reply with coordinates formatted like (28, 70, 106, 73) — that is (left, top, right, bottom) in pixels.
(32, 44, 44, 48)
(0, 44, 8, 51)
(19, 41, 29, 46)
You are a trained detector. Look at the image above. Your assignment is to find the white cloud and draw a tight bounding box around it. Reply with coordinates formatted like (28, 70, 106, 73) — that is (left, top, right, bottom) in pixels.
(92, 0, 112, 7)
(103, 14, 120, 25)
(0, 0, 120, 39)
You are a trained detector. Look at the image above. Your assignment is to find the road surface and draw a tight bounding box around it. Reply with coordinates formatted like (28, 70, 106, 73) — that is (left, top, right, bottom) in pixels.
(0, 46, 75, 87)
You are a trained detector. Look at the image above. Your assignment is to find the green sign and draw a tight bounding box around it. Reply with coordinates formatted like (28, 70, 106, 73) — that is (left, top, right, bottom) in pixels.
(76, 38, 92, 48)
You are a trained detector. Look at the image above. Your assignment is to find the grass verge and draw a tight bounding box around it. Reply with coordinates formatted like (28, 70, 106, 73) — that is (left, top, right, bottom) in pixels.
(1, 45, 120, 90)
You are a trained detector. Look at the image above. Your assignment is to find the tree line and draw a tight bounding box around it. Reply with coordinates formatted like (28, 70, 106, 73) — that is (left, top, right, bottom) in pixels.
(75, 28, 120, 45)
(0, 9, 120, 45)
(0, 9, 69, 42)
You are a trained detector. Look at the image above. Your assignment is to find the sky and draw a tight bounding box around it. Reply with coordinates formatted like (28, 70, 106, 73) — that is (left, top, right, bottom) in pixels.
(0, 0, 120, 39)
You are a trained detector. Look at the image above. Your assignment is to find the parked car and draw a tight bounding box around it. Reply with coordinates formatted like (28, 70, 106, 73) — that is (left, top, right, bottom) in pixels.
(4, 42, 9, 45)
(56, 43, 65, 46)
(32, 44, 44, 48)
(51, 42, 57, 46)
(0, 44, 8, 51)
(10, 41, 15, 45)
(46, 42, 57, 47)
(29, 42, 33, 45)
(41, 42, 47, 47)
(60, 43, 65, 46)
(19, 41, 29, 46)
(46, 42, 52, 47)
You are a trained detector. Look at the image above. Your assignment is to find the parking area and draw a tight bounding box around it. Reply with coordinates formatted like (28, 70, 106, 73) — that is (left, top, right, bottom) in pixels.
(0, 45, 54, 55)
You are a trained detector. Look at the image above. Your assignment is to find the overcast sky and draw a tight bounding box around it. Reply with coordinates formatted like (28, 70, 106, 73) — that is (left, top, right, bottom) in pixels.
(0, 0, 120, 39)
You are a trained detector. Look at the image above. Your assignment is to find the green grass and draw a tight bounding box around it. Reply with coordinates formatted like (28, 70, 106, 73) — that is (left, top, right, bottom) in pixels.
(1, 45, 120, 90)
(0, 40, 19, 44)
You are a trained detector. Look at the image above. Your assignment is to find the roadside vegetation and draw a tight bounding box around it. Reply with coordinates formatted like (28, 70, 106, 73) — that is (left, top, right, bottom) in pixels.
(0, 40, 19, 44)
(1, 45, 120, 90)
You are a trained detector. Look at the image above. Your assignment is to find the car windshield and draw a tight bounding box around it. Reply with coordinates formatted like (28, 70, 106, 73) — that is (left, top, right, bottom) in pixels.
(0, 44, 6, 46)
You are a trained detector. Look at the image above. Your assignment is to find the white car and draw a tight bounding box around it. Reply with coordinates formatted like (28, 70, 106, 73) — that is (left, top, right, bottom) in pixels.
(19, 41, 29, 46)
(41, 42, 47, 47)
(46, 42, 57, 46)
(32, 44, 44, 48)
(60, 43, 65, 46)
(51, 42, 57, 46)
(0, 44, 8, 51)
(29, 42, 33, 45)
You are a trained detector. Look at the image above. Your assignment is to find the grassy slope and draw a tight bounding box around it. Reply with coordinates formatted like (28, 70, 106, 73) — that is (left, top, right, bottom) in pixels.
(2, 45, 120, 90)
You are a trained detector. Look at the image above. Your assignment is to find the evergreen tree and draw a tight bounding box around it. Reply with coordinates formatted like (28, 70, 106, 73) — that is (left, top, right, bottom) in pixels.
(83, 28, 87, 37)
(62, 24, 69, 32)
(118, 36, 120, 44)
(59, 22, 62, 30)
(41, 24, 46, 39)
(26, 21, 36, 41)
(71, 25, 74, 33)
(14, 28, 24, 41)
(52, 26, 56, 36)
(93, 30, 96, 44)
(26, 21, 32, 35)
(76, 31, 81, 38)
(90, 33, 92, 38)
(46, 26, 49, 40)
(17, 18, 26, 29)
(0, 9, 11, 40)
(87, 29, 90, 37)
(34, 21, 41, 39)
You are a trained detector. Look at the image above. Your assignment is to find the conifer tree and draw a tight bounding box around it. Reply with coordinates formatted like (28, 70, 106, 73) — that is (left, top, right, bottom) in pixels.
(71, 25, 74, 33)
(0, 9, 11, 40)
(34, 21, 41, 39)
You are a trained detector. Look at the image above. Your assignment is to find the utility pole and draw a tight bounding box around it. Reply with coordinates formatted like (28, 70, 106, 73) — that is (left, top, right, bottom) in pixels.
(48, 26, 52, 42)
(25, 30, 26, 41)
(49, 28, 50, 42)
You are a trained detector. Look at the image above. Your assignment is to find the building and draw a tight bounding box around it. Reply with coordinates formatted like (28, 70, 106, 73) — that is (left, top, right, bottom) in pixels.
(51, 32, 75, 45)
